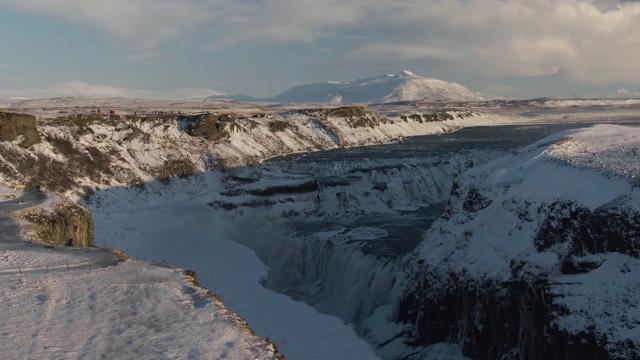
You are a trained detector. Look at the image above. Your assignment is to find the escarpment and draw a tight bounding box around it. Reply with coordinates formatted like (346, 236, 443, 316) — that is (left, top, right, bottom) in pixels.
(17, 199, 95, 247)
(0, 112, 41, 148)
(0, 108, 493, 196)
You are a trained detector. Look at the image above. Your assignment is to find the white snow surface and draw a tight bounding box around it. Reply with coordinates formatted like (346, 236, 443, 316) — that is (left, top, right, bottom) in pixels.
(545, 124, 640, 180)
(412, 124, 640, 354)
(0, 258, 281, 359)
(271, 71, 498, 104)
(3, 100, 640, 358)
(87, 173, 381, 360)
(543, 98, 640, 107)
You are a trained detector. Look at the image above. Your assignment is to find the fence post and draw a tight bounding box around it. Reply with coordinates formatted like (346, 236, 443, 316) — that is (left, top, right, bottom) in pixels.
(45, 265, 48, 274)
(88, 262, 91, 270)
(18, 266, 21, 275)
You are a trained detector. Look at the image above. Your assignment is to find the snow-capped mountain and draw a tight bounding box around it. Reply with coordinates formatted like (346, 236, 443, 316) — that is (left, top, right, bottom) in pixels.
(273, 70, 497, 104)
(208, 71, 498, 104)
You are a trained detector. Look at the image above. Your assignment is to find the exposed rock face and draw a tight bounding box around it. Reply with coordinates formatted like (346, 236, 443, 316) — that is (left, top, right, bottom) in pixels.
(309, 106, 368, 118)
(267, 120, 297, 133)
(398, 264, 614, 359)
(400, 111, 457, 123)
(0, 112, 41, 148)
(536, 198, 640, 262)
(396, 127, 640, 359)
(300, 106, 388, 129)
(19, 199, 95, 247)
(155, 159, 197, 181)
(179, 113, 243, 141)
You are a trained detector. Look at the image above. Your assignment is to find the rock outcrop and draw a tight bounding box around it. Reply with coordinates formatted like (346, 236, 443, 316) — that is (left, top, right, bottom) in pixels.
(155, 159, 197, 181)
(18, 199, 95, 247)
(179, 113, 243, 141)
(0, 112, 41, 148)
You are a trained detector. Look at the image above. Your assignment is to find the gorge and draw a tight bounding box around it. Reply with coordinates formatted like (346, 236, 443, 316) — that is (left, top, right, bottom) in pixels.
(1, 99, 639, 359)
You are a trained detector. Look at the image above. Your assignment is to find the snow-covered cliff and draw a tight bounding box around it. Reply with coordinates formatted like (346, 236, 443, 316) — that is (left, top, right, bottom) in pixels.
(0, 107, 515, 197)
(398, 124, 640, 359)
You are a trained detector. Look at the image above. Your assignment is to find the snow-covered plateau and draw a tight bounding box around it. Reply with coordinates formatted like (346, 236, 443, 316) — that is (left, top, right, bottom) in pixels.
(1, 98, 639, 359)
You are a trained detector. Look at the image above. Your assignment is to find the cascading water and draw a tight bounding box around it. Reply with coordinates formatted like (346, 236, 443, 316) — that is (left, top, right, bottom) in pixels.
(234, 219, 402, 325)
(219, 150, 502, 358)
(218, 124, 600, 357)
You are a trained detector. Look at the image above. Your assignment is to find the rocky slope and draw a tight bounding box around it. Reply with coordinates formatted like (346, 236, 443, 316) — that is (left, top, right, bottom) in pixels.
(397, 124, 640, 359)
(0, 107, 514, 197)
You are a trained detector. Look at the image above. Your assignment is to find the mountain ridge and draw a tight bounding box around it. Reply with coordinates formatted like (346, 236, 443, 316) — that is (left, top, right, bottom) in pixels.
(208, 71, 498, 104)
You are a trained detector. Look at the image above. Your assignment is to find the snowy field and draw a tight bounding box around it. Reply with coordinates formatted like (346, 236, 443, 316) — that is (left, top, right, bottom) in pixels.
(0, 187, 282, 359)
(0, 260, 281, 359)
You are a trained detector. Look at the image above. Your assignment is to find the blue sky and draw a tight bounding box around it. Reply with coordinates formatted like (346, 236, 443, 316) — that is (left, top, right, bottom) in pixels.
(1, 0, 640, 99)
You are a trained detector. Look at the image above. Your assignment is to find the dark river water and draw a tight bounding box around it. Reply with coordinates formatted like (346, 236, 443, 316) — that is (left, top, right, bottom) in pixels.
(269, 121, 640, 163)
(268, 121, 640, 258)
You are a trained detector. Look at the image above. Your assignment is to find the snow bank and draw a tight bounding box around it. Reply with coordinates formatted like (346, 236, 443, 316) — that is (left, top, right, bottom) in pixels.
(0, 260, 281, 359)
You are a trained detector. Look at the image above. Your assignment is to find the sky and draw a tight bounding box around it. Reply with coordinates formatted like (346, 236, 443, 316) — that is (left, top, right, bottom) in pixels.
(1, 0, 640, 100)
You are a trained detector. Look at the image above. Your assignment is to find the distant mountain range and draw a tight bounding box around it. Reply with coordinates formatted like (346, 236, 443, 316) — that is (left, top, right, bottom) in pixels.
(207, 71, 499, 104)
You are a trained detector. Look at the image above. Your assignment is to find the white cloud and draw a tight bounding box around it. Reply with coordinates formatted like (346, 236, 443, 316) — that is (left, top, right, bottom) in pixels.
(0, 0, 227, 48)
(3, 0, 640, 87)
(482, 82, 540, 100)
(127, 50, 162, 61)
(0, 81, 224, 99)
(215, 0, 382, 44)
(348, 44, 458, 62)
(339, 0, 640, 85)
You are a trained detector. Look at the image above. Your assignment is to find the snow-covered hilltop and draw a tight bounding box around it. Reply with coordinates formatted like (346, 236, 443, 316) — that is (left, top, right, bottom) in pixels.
(398, 124, 640, 359)
(209, 71, 498, 104)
